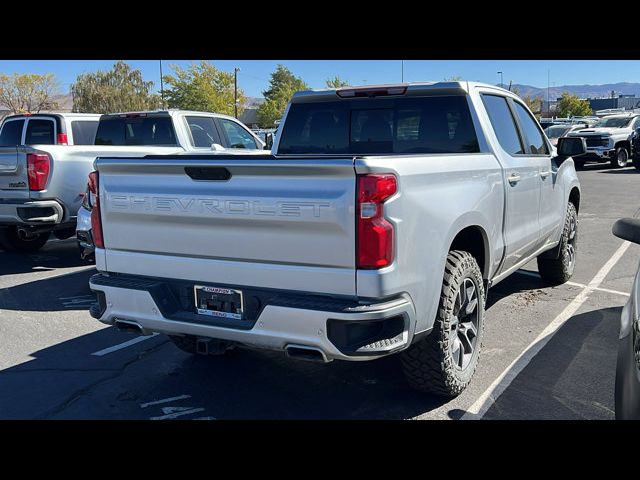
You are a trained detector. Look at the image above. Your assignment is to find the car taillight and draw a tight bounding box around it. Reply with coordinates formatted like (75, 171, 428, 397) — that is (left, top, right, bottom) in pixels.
(56, 133, 68, 145)
(27, 153, 51, 191)
(357, 174, 397, 269)
(88, 171, 104, 248)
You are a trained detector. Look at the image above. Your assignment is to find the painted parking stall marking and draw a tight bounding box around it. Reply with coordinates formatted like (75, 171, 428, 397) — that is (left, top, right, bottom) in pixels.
(91, 333, 159, 356)
(140, 394, 209, 420)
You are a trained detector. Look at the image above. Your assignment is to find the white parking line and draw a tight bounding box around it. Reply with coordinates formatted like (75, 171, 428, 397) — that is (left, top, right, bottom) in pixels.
(463, 240, 632, 420)
(150, 408, 205, 420)
(91, 333, 159, 356)
(140, 395, 191, 409)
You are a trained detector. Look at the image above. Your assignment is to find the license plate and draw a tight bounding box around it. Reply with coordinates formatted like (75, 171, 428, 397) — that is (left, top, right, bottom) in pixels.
(194, 285, 243, 320)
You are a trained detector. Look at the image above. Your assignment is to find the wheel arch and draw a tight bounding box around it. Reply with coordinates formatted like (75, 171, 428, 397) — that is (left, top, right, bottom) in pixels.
(449, 224, 491, 281)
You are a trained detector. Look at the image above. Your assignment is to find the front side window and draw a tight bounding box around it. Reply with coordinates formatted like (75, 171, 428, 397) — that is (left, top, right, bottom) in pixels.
(0, 119, 25, 145)
(512, 101, 549, 155)
(278, 95, 479, 155)
(25, 119, 55, 145)
(481, 94, 524, 155)
(186, 116, 221, 148)
(218, 119, 258, 149)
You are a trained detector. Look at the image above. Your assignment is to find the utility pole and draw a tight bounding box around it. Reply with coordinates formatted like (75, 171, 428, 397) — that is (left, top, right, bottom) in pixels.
(234, 67, 240, 119)
(159, 60, 165, 109)
(401, 60, 404, 82)
(497, 71, 503, 89)
(547, 69, 550, 116)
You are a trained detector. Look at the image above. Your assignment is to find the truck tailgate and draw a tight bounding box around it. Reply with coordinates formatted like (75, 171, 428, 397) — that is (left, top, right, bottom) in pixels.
(97, 155, 357, 296)
(0, 147, 28, 197)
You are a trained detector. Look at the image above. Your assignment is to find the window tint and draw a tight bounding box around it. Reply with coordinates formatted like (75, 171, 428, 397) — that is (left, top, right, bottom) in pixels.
(512, 101, 549, 154)
(218, 119, 258, 149)
(278, 96, 479, 155)
(95, 116, 177, 146)
(71, 120, 99, 145)
(0, 119, 24, 145)
(186, 116, 221, 148)
(481, 95, 524, 155)
(25, 119, 55, 144)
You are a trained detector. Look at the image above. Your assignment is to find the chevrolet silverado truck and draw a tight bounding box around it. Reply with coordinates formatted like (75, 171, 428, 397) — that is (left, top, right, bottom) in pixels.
(566, 113, 640, 169)
(0, 109, 265, 253)
(88, 82, 583, 396)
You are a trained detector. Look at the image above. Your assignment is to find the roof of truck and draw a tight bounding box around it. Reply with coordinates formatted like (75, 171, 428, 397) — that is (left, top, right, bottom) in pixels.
(101, 109, 239, 122)
(292, 81, 511, 101)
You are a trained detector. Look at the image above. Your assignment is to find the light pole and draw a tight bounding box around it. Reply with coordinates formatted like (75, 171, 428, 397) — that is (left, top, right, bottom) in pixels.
(497, 71, 503, 89)
(234, 67, 240, 119)
(547, 69, 550, 116)
(401, 60, 404, 82)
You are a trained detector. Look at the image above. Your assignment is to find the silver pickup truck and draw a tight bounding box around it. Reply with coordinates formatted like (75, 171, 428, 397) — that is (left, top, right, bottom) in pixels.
(0, 110, 266, 253)
(88, 82, 583, 396)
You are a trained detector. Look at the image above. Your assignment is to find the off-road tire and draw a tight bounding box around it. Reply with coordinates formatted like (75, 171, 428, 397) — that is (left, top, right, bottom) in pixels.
(611, 146, 629, 169)
(537, 202, 578, 285)
(400, 250, 485, 397)
(0, 227, 50, 253)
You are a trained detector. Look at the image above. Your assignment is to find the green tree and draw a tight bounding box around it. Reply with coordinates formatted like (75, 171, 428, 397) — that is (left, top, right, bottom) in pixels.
(555, 92, 592, 117)
(257, 65, 308, 128)
(0, 73, 60, 113)
(326, 75, 349, 88)
(162, 61, 244, 116)
(512, 87, 543, 115)
(71, 61, 161, 113)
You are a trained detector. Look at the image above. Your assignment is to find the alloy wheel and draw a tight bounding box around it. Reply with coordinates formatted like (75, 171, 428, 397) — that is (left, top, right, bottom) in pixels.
(449, 277, 480, 371)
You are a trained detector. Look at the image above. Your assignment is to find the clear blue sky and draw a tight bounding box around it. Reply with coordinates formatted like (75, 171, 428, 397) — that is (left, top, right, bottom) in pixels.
(0, 60, 636, 98)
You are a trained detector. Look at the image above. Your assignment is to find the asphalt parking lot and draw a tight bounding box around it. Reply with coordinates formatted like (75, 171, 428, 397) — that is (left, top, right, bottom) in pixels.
(1, 162, 638, 420)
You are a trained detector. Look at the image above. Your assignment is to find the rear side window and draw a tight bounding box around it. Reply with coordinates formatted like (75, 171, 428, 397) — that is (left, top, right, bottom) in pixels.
(95, 116, 177, 146)
(278, 95, 479, 155)
(512, 102, 549, 155)
(71, 120, 99, 145)
(0, 119, 25, 145)
(481, 94, 524, 155)
(186, 116, 222, 148)
(25, 119, 55, 145)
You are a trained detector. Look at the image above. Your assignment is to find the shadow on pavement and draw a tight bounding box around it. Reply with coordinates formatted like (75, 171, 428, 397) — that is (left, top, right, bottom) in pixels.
(600, 168, 639, 175)
(455, 306, 621, 420)
(0, 238, 91, 276)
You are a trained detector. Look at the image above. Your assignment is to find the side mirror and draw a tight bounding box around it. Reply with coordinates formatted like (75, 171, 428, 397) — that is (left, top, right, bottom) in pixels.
(613, 218, 640, 245)
(264, 133, 274, 150)
(556, 136, 586, 165)
(211, 143, 225, 151)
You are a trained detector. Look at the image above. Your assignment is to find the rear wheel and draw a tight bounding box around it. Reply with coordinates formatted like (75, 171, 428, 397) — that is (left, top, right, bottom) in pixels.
(400, 250, 485, 397)
(537, 202, 577, 285)
(611, 146, 629, 168)
(0, 226, 50, 253)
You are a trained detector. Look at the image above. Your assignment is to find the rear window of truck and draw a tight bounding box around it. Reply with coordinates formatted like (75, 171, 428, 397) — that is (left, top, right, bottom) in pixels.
(278, 95, 479, 155)
(0, 119, 25, 145)
(94, 116, 177, 146)
(25, 119, 55, 144)
(71, 120, 99, 145)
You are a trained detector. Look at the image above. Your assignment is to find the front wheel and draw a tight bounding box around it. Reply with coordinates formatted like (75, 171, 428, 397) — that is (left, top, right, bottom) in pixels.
(537, 202, 578, 285)
(0, 227, 50, 253)
(400, 250, 485, 397)
(611, 147, 629, 168)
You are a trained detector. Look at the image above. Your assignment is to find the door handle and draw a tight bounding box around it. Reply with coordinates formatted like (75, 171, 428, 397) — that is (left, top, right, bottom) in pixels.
(540, 170, 551, 179)
(507, 173, 521, 185)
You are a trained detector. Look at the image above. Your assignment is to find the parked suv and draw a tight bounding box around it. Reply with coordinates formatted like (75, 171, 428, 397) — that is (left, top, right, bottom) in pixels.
(88, 82, 582, 396)
(566, 113, 640, 168)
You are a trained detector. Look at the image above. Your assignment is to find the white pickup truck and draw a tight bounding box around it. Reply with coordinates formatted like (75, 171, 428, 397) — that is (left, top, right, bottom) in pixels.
(0, 110, 266, 253)
(88, 82, 583, 396)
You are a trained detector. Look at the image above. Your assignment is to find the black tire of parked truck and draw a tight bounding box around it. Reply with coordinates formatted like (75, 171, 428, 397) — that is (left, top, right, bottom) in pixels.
(0, 227, 51, 253)
(611, 146, 629, 168)
(633, 154, 640, 171)
(400, 250, 485, 397)
(537, 202, 578, 286)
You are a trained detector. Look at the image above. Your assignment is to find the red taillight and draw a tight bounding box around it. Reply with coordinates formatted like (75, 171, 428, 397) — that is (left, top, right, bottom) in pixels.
(27, 153, 50, 191)
(357, 174, 397, 269)
(88, 171, 104, 249)
(56, 133, 68, 145)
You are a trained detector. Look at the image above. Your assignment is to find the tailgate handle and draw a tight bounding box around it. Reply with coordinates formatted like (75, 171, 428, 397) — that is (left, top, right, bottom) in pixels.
(185, 166, 231, 181)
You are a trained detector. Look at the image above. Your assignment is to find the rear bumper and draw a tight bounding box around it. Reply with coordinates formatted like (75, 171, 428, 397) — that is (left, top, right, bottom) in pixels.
(0, 198, 64, 225)
(89, 273, 417, 361)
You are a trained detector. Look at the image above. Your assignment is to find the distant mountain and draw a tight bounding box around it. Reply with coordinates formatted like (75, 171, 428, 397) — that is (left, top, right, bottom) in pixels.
(509, 82, 640, 100)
